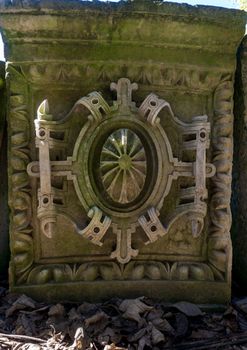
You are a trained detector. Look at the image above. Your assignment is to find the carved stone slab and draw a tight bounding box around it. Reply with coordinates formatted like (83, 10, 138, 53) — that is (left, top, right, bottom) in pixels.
(1, 0, 245, 303)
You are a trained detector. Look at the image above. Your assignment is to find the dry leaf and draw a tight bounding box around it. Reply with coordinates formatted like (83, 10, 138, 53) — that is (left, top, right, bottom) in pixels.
(71, 327, 86, 350)
(48, 304, 65, 317)
(85, 312, 108, 328)
(151, 324, 165, 344)
(20, 305, 50, 315)
(46, 304, 69, 335)
(224, 306, 237, 317)
(15, 314, 36, 336)
(212, 314, 223, 322)
(151, 317, 175, 335)
(103, 344, 126, 350)
(175, 313, 189, 337)
(68, 308, 81, 322)
(127, 328, 146, 342)
(6, 295, 36, 317)
(24, 345, 41, 350)
(146, 309, 163, 322)
(172, 302, 203, 317)
(77, 303, 97, 316)
(237, 313, 247, 331)
(233, 297, 247, 314)
(190, 329, 218, 339)
(99, 327, 121, 344)
(119, 298, 153, 323)
(138, 334, 151, 350)
(0, 287, 6, 297)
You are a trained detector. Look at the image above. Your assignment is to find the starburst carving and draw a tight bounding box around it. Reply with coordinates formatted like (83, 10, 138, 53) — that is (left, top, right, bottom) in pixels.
(100, 129, 147, 204)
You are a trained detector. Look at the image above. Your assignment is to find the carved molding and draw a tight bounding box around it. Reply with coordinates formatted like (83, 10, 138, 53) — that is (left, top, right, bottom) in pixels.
(18, 62, 233, 91)
(208, 80, 234, 282)
(7, 65, 34, 284)
(7, 63, 233, 286)
(26, 260, 219, 285)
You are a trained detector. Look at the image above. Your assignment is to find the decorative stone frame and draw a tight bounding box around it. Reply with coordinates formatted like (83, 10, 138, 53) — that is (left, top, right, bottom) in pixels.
(27, 77, 216, 264)
(7, 61, 233, 302)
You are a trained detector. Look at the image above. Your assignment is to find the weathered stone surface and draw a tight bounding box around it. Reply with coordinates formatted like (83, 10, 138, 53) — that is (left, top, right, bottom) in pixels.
(0, 60, 8, 280)
(232, 35, 247, 287)
(0, 0, 245, 303)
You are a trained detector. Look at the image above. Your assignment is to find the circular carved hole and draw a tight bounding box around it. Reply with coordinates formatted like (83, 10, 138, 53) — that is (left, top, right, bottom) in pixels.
(43, 197, 49, 204)
(150, 225, 157, 232)
(39, 129, 46, 137)
(200, 131, 206, 139)
(94, 227, 100, 234)
(99, 128, 147, 205)
(92, 98, 99, 105)
(206, 165, 213, 175)
(150, 100, 157, 107)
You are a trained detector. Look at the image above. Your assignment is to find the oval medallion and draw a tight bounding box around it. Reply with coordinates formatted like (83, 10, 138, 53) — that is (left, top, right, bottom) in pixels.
(100, 129, 147, 204)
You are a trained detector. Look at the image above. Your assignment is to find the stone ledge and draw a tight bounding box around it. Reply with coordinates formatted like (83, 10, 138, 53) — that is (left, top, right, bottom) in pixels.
(0, 1, 245, 64)
(12, 280, 231, 304)
(0, 0, 245, 25)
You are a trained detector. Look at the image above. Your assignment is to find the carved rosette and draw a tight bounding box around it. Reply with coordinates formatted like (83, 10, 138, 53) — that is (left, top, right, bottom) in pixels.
(100, 128, 147, 204)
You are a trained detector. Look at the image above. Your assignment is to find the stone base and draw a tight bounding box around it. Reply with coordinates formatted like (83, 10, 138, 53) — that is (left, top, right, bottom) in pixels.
(12, 280, 231, 304)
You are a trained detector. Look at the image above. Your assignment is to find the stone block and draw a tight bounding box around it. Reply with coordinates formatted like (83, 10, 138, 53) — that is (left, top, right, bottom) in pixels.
(0, 0, 245, 303)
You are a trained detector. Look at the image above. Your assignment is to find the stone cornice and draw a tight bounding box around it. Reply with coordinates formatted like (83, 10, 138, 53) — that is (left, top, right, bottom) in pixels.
(0, 0, 245, 23)
(0, 1, 245, 47)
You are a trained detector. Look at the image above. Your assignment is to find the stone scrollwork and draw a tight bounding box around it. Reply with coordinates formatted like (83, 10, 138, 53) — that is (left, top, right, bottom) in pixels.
(139, 207, 168, 244)
(111, 223, 139, 265)
(27, 77, 215, 264)
(76, 92, 112, 124)
(139, 93, 174, 126)
(78, 206, 111, 247)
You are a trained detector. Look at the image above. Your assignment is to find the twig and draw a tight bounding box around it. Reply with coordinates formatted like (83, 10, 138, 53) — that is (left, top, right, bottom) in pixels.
(163, 332, 247, 349)
(20, 305, 51, 315)
(0, 333, 46, 344)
